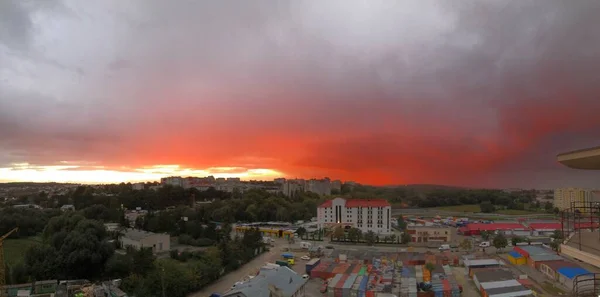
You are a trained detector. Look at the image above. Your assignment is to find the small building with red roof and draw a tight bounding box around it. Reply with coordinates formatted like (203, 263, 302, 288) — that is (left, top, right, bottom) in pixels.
(317, 197, 392, 234)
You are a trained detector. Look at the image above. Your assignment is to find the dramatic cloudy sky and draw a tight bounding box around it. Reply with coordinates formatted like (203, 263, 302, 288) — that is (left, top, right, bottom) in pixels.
(1, 0, 600, 188)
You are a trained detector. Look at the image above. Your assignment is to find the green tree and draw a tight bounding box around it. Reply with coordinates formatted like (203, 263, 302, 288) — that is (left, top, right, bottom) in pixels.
(333, 227, 345, 241)
(296, 227, 307, 239)
(511, 236, 523, 247)
(480, 201, 495, 213)
(480, 231, 491, 241)
(400, 232, 412, 244)
(347, 228, 362, 243)
(552, 230, 564, 241)
(24, 245, 59, 280)
(389, 234, 397, 243)
(550, 240, 560, 252)
(397, 216, 407, 230)
(492, 233, 508, 252)
(459, 239, 472, 251)
(364, 231, 376, 246)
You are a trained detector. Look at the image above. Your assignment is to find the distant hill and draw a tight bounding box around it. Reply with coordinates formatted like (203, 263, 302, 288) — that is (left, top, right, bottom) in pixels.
(0, 182, 78, 188)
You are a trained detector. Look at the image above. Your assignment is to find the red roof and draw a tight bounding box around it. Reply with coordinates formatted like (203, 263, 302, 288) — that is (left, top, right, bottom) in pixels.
(318, 199, 390, 208)
(346, 199, 390, 207)
(465, 223, 525, 231)
(529, 223, 561, 230)
(319, 200, 333, 208)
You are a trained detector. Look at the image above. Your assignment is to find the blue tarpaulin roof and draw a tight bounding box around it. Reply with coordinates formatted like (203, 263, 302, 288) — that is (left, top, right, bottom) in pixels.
(558, 267, 590, 279)
(508, 251, 523, 258)
(282, 253, 294, 258)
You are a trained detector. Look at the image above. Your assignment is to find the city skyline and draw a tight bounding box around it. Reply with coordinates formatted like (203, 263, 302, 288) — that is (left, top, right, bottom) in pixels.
(2, 1, 600, 188)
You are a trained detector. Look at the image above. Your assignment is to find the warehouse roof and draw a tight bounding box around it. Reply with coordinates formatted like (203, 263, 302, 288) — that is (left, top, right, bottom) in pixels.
(529, 253, 563, 262)
(122, 229, 167, 241)
(319, 198, 390, 208)
(473, 269, 514, 283)
(464, 223, 525, 231)
(485, 284, 532, 297)
(541, 260, 580, 271)
(528, 223, 561, 230)
(480, 279, 521, 290)
(464, 259, 501, 268)
(558, 267, 591, 279)
(515, 245, 551, 256)
(223, 266, 306, 297)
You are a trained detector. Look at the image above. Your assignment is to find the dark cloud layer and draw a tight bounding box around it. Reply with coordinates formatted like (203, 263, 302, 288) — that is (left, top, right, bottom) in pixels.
(2, 0, 600, 187)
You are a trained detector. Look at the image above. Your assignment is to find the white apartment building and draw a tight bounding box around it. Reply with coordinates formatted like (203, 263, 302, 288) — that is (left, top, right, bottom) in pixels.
(160, 176, 183, 187)
(317, 197, 392, 234)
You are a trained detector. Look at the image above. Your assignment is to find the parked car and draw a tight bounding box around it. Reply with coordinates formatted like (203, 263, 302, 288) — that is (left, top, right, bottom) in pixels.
(479, 241, 490, 247)
(438, 244, 451, 251)
(302, 274, 309, 279)
(300, 255, 310, 260)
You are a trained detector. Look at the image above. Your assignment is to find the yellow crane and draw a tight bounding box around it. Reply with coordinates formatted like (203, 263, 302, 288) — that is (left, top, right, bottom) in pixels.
(0, 227, 18, 297)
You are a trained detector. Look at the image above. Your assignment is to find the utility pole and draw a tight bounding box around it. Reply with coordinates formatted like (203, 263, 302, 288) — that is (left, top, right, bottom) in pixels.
(161, 266, 166, 297)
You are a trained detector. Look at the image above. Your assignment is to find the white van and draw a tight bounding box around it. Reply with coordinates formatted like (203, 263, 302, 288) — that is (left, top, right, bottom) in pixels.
(439, 244, 451, 251)
(479, 241, 490, 247)
(300, 241, 312, 249)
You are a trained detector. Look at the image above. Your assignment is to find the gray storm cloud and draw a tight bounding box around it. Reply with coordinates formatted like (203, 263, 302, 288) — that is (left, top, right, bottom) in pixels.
(1, 0, 600, 187)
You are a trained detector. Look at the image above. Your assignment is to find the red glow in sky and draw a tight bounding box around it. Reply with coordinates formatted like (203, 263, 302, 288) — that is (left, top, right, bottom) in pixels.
(2, 1, 600, 188)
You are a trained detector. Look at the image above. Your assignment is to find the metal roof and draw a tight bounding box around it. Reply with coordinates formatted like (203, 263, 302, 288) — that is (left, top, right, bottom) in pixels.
(557, 267, 591, 279)
(122, 229, 165, 241)
(486, 285, 532, 297)
(473, 269, 514, 283)
(508, 251, 523, 258)
(223, 266, 306, 297)
(516, 245, 550, 256)
(481, 280, 521, 290)
(464, 259, 501, 267)
(529, 254, 564, 262)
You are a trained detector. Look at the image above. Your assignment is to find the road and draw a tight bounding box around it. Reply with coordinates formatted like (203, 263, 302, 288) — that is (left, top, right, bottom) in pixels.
(189, 238, 293, 297)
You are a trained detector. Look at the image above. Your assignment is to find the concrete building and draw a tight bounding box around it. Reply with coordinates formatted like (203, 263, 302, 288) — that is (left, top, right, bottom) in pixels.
(120, 229, 170, 253)
(60, 204, 75, 212)
(282, 179, 307, 197)
(132, 182, 145, 190)
(317, 198, 392, 234)
(160, 176, 183, 187)
(307, 178, 332, 196)
(473, 269, 532, 297)
(406, 225, 452, 243)
(554, 188, 595, 211)
(222, 265, 306, 297)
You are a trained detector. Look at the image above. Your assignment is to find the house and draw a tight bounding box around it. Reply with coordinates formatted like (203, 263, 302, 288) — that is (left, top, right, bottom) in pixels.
(557, 267, 592, 292)
(222, 265, 306, 297)
(60, 204, 75, 212)
(120, 229, 170, 253)
(406, 225, 452, 243)
(538, 260, 579, 281)
(473, 269, 532, 297)
(463, 259, 502, 277)
(512, 246, 564, 269)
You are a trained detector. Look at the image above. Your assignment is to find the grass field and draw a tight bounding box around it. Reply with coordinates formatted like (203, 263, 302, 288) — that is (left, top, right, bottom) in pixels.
(3, 236, 43, 267)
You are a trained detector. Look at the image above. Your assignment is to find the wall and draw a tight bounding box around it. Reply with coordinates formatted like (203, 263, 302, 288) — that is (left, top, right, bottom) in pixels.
(561, 244, 600, 268)
(140, 234, 171, 252)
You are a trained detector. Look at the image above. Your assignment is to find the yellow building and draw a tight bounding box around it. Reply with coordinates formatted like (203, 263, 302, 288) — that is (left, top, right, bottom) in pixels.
(553, 187, 594, 211)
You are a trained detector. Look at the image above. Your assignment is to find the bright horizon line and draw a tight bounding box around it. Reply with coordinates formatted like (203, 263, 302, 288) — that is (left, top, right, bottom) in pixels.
(0, 164, 286, 184)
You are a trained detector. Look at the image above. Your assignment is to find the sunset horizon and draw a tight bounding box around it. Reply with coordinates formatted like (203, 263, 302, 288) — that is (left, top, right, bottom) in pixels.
(3, 1, 600, 189)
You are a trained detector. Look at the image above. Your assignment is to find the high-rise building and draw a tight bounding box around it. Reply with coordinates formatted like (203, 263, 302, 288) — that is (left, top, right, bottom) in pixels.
(317, 197, 392, 234)
(554, 188, 595, 211)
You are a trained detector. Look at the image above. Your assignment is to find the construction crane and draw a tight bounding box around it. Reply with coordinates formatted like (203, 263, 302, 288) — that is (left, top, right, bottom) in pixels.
(0, 227, 18, 297)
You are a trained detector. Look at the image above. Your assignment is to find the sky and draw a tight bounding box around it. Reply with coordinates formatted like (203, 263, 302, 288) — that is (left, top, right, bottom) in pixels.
(1, 0, 600, 188)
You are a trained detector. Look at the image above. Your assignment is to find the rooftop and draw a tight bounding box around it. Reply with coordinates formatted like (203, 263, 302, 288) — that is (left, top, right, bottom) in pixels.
(223, 266, 306, 297)
(528, 222, 561, 230)
(557, 145, 600, 170)
(464, 259, 501, 268)
(122, 229, 166, 241)
(319, 198, 390, 208)
(541, 260, 580, 271)
(473, 269, 514, 283)
(464, 223, 525, 231)
(485, 285, 532, 296)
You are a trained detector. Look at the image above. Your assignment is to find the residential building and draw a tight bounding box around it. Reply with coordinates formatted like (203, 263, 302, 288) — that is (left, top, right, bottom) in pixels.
(554, 188, 595, 211)
(317, 198, 392, 234)
(120, 229, 170, 253)
(307, 178, 332, 196)
(222, 265, 306, 297)
(406, 225, 452, 243)
(160, 176, 183, 187)
(282, 179, 306, 197)
(132, 182, 145, 190)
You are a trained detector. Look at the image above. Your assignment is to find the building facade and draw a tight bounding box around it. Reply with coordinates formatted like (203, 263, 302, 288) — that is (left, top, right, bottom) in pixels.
(406, 226, 452, 243)
(554, 188, 595, 211)
(120, 229, 170, 253)
(317, 198, 392, 234)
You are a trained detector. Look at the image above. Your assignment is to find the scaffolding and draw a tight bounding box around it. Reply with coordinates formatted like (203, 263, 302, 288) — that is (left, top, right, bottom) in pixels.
(560, 201, 600, 296)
